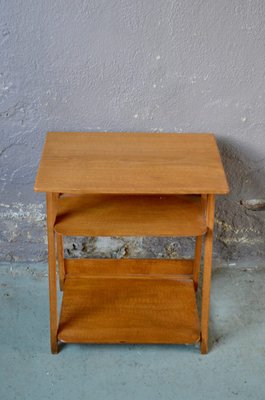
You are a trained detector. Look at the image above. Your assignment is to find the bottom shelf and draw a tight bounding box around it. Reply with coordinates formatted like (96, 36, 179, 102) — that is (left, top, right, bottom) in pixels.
(58, 275, 200, 344)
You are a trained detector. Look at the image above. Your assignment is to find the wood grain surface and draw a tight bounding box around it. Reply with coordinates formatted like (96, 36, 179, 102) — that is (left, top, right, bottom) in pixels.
(54, 194, 207, 236)
(58, 276, 200, 344)
(64, 258, 194, 278)
(35, 132, 229, 194)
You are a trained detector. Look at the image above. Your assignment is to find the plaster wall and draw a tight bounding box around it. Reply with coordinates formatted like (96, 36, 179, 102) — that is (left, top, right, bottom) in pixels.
(0, 0, 265, 262)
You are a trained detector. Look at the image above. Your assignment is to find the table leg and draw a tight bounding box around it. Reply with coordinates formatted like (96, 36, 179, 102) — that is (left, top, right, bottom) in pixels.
(193, 236, 203, 291)
(56, 233, 65, 291)
(200, 194, 215, 354)
(46, 193, 59, 354)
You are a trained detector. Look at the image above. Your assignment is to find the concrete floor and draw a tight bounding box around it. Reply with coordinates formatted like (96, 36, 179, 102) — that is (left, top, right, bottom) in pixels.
(0, 262, 264, 400)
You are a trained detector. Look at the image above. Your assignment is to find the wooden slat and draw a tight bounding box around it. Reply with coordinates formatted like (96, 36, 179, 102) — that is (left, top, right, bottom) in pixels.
(56, 233, 65, 291)
(58, 277, 200, 344)
(34, 132, 229, 194)
(64, 258, 194, 278)
(193, 236, 203, 290)
(54, 194, 206, 237)
(200, 194, 215, 354)
(46, 193, 59, 354)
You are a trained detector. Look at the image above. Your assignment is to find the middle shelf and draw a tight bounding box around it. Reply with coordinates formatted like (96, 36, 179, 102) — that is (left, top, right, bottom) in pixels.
(54, 194, 206, 237)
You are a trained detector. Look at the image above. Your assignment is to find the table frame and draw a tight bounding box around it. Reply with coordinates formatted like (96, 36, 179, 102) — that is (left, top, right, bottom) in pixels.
(46, 192, 215, 354)
(35, 132, 228, 354)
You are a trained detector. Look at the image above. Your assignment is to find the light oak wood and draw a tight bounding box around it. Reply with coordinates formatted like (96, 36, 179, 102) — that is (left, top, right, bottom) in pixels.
(58, 276, 200, 344)
(56, 233, 65, 291)
(193, 236, 203, 291)
(200, 194, 215, 354)
(35, 132, 229, 195)
(34, 132, 228, 354)
(46, 193, 59, 354)
(54, 194, 206, 237)
(64, 258, 194, 278)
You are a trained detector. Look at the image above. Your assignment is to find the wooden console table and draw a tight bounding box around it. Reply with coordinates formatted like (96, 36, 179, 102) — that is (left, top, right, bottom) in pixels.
(34, 132, 228, 354)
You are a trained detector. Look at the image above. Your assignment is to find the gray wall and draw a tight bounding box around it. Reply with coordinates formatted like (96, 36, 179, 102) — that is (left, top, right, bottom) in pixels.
(1, 0, 265, 263)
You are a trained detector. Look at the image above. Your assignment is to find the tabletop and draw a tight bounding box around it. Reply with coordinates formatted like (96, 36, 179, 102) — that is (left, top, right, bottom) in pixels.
(34, 132, 229, 195)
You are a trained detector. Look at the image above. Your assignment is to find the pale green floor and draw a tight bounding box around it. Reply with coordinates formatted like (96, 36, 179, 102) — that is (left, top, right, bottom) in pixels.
(0, 262, 264, 400)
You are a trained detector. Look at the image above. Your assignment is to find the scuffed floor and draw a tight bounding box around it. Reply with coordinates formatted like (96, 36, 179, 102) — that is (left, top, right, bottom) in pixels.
(0, 262, 264, 400)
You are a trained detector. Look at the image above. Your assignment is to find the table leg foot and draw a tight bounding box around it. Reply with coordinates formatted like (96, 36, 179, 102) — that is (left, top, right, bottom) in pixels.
(200, 339, 208, 354)
(51, 339, 59, 354)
